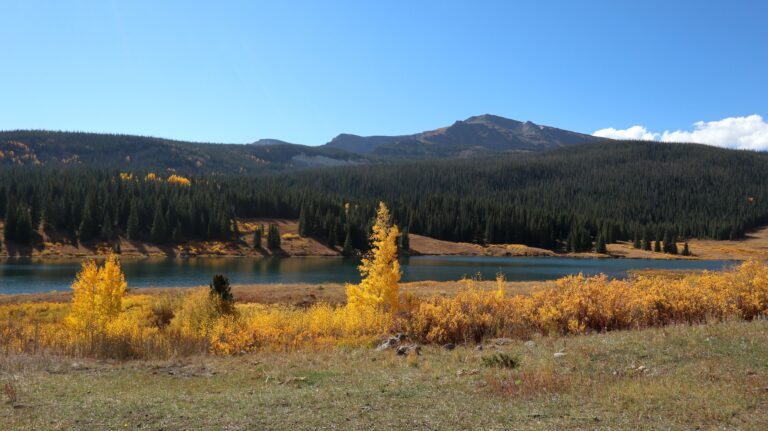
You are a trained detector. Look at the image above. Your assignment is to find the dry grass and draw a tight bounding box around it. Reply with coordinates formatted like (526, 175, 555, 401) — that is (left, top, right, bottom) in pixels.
(607, 226, 768, 260)
(407, 234, 555, 257)
(0, 279, 550, 307)
(1, 320, 766, 430)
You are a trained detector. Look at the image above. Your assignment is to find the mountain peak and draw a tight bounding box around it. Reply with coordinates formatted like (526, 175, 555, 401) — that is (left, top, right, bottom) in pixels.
(323, 114, 604, 158)
(251, 138, 295, 146)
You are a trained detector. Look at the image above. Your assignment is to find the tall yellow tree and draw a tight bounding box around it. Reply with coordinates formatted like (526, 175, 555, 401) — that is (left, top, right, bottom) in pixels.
(346, 202, 402, 312)
(66, 254, 127, 333)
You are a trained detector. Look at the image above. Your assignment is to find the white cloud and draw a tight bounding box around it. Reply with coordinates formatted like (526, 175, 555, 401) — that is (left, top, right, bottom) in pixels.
(593, 115, 768, 151)
(593, 125, 658, 141)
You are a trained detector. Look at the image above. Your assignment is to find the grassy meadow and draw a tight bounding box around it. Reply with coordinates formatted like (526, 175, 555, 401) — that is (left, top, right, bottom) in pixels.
(1, 320, 766, 430)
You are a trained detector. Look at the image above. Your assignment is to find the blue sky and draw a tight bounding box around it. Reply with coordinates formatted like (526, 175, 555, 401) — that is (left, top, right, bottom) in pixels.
(1, 0, 766, 147)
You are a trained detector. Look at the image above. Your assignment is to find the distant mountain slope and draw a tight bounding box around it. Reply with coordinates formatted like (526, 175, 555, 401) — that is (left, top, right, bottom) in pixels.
(0, 130, 367, 173)
(0, 115, 608, 172)
(324, 114, 607, 157)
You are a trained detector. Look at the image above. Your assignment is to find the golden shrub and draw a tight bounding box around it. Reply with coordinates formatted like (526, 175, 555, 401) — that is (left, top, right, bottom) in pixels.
(166, 174, 191, 186)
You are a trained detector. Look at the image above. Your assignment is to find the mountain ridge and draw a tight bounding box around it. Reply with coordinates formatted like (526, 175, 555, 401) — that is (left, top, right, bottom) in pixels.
(323, 114, 607, 157)
(0, 114, 608, 172)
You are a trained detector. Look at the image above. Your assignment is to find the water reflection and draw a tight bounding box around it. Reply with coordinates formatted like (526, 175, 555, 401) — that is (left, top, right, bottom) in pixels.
(0, 256, 734, 295)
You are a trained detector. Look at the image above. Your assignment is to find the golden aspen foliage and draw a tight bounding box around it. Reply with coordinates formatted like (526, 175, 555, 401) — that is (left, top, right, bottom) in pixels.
(2, 259, 767, 358)
(119, 172, 135, 181)
(167, 174, 192, 186)
(346, 202, 402, 313)
(495, 272, 506, 298)
(144, 172, 160, 182)
(66, 254, 127, 334)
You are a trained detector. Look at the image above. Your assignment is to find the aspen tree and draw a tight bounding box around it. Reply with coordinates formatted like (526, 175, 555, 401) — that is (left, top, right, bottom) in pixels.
(346, 202, 401, 312)
(67, 254, 127, 333)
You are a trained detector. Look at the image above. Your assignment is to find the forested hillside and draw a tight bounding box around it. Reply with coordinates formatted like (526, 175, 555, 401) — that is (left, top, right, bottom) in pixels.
(0, 115, 605, 173)
(2, 141, 767, 252)
(0, 130, 366, 172)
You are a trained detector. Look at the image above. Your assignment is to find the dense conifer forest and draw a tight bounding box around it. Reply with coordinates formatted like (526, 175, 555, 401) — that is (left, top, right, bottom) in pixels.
(2, 141, 767, 252)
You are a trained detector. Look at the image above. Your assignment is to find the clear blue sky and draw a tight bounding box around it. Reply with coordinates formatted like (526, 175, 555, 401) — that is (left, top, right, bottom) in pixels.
(1, 0, 766, 145)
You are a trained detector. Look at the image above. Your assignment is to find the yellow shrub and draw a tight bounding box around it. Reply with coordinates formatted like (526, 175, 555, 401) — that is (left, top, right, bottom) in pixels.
(169, 289, 222, 338)
(66, 254, 127, 334)
(408, 260, 768, 343)
(167, 174, 191, 186)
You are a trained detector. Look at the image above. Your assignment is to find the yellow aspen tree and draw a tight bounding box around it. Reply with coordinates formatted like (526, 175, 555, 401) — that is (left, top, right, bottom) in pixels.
(495, 272, 506, 298)
(346, 202, 401, 312)
(67, 254, 127, 333)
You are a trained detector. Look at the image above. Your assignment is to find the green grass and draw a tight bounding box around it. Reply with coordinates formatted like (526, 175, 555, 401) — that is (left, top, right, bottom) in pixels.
(2, 320, 767, 430)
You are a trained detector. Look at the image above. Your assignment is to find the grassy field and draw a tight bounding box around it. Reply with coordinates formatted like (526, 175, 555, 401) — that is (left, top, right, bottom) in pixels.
(1, 319, 766, 430)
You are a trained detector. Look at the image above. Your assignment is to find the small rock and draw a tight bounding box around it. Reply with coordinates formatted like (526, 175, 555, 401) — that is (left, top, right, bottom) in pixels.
(395, 333, 407, 341)
(456, 368, 479, 377)
(475, 345, 484, 351)
(553, 352, 566, 359)
(375, 336, 400, 351)
(396, 344, 421, 356)
(442, 343, 456, 351)
(524, 340, 536, 349)
(492, 338, 514, 346)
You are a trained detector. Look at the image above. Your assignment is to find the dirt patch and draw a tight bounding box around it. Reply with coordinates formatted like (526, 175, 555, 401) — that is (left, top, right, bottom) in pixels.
(408, 234, 554, 257)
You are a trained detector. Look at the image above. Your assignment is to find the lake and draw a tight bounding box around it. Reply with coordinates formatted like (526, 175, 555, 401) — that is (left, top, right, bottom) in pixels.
(0, 256, 737, 295)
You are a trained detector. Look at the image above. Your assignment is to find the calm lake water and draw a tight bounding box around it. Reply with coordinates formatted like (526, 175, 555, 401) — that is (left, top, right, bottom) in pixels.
(0, 256, 736, 295)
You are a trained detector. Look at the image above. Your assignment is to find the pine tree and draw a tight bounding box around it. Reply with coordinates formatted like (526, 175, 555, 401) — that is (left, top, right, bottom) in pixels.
(298, 205, 308, 237)
(682, 242, 691, 256)
(78, 194, 99, 242)
(327, 223, 337, 249)
(150, 206, 167, 243)
(632, 233, 641, 249)
(595, 235, 607, 254)
(126, 201, 140, 241)
(653, 239, 661, 253)
(14, 206, 34, 245)
(100, 212, 113, 241)
(267, 223, 281, 249)
(662, 231, 672, 253)
(4, 201, 17, 242)
(253, 226, 262, 249)
(342, 228, 353, 256)
(642, 230, 652, 251)
(400, 227, 410, 250)
(209, 274, 235, 315)
(483, 220, 493, 245)
(172, 222, 184, 243)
